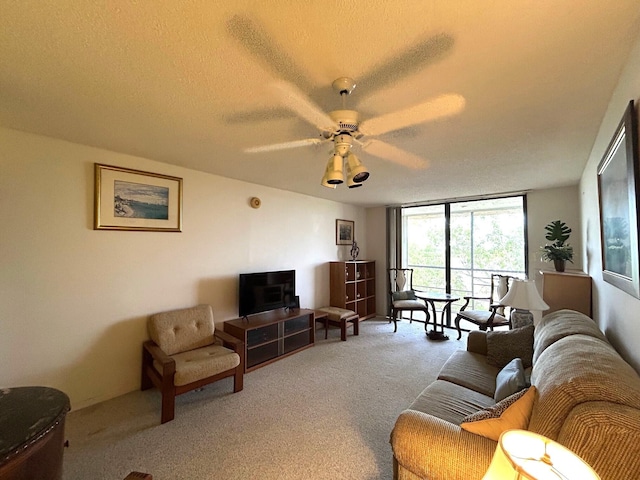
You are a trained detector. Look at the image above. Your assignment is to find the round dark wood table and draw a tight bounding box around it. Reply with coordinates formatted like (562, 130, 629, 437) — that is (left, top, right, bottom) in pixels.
(0, 386, 70, 480)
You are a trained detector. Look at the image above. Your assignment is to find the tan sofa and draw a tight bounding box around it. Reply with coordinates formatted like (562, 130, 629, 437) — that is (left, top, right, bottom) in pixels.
(390, 309, 640, 480)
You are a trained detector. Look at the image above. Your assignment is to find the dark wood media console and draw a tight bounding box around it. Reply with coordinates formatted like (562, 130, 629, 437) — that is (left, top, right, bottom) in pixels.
(223, 308, 316, 372)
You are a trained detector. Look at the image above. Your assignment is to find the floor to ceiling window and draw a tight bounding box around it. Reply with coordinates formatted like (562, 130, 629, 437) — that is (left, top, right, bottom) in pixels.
(399, 196, 527, 328)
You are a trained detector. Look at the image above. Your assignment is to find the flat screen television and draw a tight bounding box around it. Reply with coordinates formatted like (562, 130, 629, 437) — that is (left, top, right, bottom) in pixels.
(238, 269, 296, 317)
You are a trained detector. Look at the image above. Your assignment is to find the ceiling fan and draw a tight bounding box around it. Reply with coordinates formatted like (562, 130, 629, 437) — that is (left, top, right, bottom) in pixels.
(245, 77, 465, 187)
(227, 14, 465, 188)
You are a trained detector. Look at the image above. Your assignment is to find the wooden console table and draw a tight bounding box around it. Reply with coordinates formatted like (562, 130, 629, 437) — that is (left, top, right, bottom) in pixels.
(539, 270, 592, 316)
(223, 309, 316, 372)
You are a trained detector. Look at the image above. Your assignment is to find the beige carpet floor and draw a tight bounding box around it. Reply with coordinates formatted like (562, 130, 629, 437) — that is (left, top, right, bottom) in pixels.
(63, 318, 467, 480)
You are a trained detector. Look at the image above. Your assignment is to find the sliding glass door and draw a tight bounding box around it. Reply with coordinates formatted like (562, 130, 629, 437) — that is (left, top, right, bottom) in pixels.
(399, 196, 527, 327)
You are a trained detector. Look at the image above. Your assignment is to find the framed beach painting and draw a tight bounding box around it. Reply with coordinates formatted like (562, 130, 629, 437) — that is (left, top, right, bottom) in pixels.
(336, 219, 354, 245)
(94, 164, 183, 232)
(597, 100, 640, 298)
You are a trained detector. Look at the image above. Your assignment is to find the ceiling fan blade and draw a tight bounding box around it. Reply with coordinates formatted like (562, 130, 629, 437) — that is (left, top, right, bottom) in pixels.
(357, 33, 455, 95)
(270, 81, 338, 132)
(245, 138, 322, 153)
(362, 139, 428, 169)
(359, 93, 466, 136)
(226, 15, 312, 92)
(222, 107, 295, 125)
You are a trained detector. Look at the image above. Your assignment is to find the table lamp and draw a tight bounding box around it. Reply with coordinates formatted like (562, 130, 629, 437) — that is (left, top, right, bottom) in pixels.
(499, 279, 549, 328)
(483, 430, 600, 479)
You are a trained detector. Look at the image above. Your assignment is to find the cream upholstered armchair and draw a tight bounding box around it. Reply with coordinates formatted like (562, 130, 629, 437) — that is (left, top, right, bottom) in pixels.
(141, 304, 244, 423)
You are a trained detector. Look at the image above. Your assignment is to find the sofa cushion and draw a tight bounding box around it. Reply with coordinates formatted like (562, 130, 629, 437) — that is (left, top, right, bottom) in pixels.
(529, 334, 640, 440)
(557, 402, 640, 480)
(154, 344, 240, 386)
(467, 330, 488, 355)
(437, 350, 500, 397)
(533, 309, 607, 363)
(409, 380, 495, 425)
(460, 386, 536, 441)
(494, 358, 526, 402)
(486, 324, 534, 368)
(148, 304, 215, 356)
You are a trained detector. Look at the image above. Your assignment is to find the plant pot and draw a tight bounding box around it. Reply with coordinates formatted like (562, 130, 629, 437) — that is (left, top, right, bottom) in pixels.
(553, 259, 566, 272)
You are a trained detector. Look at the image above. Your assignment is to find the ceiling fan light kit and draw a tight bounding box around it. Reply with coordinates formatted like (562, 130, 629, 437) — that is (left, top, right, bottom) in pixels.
(346, 153, 369, 183)
(325, 154, 345, 185)
(321, 161, 337, 189)
(346, 162, 364, 189)
(321, 152, 370, 189)
(333, 133, 353, 156)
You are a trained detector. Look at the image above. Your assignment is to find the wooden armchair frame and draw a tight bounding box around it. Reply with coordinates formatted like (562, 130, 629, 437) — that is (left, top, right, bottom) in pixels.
(388, 268, 431, 333)
(454, 274, 515, 339)
(141, 329, 244, 424)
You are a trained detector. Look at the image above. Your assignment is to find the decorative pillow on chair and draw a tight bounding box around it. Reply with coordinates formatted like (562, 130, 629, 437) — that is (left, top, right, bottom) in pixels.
(486, 324, 534, 368)
(392, 290, 418, 301)
(460, 386, 537, 441)
(494, 358, 526, 402)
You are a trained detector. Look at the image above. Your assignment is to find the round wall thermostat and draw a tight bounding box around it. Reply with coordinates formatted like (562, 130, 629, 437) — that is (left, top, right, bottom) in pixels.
(250, 197, 261, 209)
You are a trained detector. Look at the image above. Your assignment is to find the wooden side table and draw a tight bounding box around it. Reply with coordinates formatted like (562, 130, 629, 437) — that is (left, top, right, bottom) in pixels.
(0, 386, 70, 480)
(414, 292, 459, 341)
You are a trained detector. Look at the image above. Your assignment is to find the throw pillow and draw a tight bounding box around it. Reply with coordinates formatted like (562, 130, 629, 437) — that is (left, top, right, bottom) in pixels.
(486, 324, 534, 369)
(494, 358, 526, 402)
(392, 290, 417, 301)
(460, 386, 537, 441)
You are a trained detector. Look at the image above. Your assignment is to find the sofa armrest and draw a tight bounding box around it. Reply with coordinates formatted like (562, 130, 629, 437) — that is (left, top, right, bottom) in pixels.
(467, 330, 488, 355)
(391, 410, 496, 480)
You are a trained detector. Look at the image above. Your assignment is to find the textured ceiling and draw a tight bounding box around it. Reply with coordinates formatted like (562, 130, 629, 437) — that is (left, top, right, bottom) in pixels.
(1, 1, 639, 207)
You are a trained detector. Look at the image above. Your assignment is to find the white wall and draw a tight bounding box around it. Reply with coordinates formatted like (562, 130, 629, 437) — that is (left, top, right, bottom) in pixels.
(580, 32, 640, 372)
(0, 127, 367, 409)
(527, 186, 582, 275)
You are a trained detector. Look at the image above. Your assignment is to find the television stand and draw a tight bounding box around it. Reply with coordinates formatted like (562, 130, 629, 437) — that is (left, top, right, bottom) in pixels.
(223, 309, 316, 372)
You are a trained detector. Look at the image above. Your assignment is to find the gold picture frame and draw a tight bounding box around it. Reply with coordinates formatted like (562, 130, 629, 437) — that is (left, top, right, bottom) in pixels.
(336, 219, 354, 245)
(94, 163, 183, 232)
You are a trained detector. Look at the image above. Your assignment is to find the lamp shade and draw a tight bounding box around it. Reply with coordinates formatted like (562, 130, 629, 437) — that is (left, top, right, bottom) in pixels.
(499, 280, 549, 311)
(483, 430, 600, 480)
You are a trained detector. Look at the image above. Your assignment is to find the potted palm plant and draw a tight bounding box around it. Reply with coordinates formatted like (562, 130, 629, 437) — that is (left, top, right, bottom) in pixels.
(541, 220, 574, 272)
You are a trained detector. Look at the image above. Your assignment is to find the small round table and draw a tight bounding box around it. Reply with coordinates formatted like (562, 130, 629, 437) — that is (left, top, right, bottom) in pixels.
(0, 386, 70, 480)
(414, 292, 460, 341)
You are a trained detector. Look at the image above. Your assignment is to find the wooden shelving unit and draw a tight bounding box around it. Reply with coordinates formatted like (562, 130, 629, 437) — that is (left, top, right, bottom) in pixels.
(223, 309, 315, 372)
(329, 261, 376, 320)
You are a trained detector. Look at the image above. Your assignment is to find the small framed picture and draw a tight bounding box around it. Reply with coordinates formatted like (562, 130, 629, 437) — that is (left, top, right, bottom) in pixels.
(94, 163, 183, 232)
(336, 219, 354, 245)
